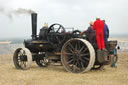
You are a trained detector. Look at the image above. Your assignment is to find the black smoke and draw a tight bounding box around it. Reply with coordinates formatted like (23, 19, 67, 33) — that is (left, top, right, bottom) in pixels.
(0, 7, 36, 19)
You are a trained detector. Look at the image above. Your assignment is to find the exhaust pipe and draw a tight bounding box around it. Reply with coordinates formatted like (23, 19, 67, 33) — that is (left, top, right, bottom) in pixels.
(31, 13, 37, 40)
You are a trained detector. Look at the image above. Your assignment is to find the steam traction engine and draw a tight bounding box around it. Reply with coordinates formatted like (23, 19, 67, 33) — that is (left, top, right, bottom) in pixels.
(13, 13, 118, 73)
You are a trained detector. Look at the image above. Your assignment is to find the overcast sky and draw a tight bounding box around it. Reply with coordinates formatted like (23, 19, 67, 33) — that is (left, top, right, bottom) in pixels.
(0, 0, 128, 39)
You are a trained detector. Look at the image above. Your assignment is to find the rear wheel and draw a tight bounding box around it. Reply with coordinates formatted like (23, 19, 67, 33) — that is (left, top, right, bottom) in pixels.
(61, 38, 95, 73)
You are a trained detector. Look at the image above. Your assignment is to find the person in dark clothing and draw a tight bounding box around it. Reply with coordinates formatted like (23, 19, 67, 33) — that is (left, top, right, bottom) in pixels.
(82, 21, 96, 44)
(103, 20, 109, 42)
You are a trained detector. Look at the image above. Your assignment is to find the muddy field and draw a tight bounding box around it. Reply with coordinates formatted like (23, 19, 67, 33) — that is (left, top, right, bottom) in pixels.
(0, 52, 128, 85)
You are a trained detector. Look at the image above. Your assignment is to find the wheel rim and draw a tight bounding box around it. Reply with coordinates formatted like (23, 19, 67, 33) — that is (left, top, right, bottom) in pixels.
(61, 38, 95, 73)
(13, 48, 32, 69)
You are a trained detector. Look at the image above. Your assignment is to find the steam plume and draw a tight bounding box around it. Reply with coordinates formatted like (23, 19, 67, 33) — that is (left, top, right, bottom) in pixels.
(14, 8, 36, 14)
(0, 7, 36, 19)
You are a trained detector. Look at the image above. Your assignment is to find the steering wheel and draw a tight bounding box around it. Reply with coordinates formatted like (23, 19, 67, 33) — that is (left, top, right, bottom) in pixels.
(47, 23, 66, 45)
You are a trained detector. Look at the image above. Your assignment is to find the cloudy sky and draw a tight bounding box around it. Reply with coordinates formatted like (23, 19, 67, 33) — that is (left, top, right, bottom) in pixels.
(0, 0, 128, 39)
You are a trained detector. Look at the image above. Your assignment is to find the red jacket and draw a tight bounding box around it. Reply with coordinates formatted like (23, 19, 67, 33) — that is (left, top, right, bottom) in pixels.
(93, 19, 104, 34)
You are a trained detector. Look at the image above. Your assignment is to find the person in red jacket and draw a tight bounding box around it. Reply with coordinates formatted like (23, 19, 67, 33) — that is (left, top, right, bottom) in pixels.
(93, 17, 105, 50)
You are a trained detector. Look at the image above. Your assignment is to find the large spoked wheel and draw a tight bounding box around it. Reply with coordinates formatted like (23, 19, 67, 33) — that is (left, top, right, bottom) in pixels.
(47, 23, 66, 45)
(13, 48, 32, 69)
(61, 38, 95, 73)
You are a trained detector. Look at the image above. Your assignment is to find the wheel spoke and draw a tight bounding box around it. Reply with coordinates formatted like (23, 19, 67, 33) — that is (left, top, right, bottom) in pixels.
(82, 57, 89, 61)
(56, 26, 61, 33)
(55, 36, 61, 44)
(68, 43, 75, 50)
(78, 46, 85, 54)
(51, 27, 54, 32)
(23, 61, 26, 67)
(18, 60, 21, 65)
(80, 59, 89, 67)
(67, 46, 74, 53)
(75, 61, 78, 66)
(71, 60, 76, 65)
(23, 50, 26, 55)
(80, 53, 89, 57)
(63, 52, 73, 56)
(77, 60, 81, 68)
(82, 47, 88, 53)
(22, 62, 25, 67)
(80, 61, 85, 69)
(67, 55, 74, 60)
(17, 56, 20, 60)
(20, 61, 24, 67)
(18, 58, 21, 62)
(75, 42, 78, 50)
(77, 41, 81, 50)
(72, 62, 81, 72)
(68, 59, 74, 64)
(18, 51, 22, 56)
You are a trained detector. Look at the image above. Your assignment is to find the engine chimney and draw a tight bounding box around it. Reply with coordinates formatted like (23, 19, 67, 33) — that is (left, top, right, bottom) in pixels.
(31, 13, 37, 40)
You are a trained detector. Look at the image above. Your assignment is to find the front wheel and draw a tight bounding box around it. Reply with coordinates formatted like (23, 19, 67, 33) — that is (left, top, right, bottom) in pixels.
(13, 48, 32, 69)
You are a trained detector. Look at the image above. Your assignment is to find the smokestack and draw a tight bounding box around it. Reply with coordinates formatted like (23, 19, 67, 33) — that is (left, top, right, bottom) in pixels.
(31, 13, 37, 40)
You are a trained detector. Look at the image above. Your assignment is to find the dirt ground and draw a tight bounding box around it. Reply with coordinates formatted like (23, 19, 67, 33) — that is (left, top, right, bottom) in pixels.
(0, 52, 128, 85)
